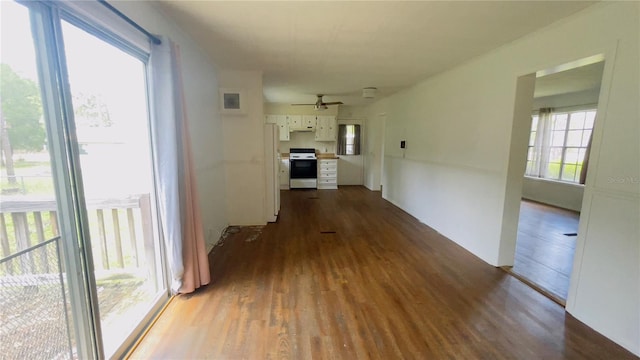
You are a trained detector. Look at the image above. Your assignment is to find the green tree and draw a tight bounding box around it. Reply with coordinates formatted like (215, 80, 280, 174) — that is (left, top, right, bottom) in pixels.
(0, 63, 45, 183)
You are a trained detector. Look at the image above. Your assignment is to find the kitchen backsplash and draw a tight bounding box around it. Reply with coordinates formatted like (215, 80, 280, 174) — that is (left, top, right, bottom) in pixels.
(279, 131, 336, 153)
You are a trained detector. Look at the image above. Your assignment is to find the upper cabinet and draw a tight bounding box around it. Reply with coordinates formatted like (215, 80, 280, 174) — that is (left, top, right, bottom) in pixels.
(315, 116, 337, 141)
(286, 115, 302, 131)
(301, 115, 317, 131)
(288, 115, 318, 131)
(265, 114, 336, 141)
(276, 115, 290, 141)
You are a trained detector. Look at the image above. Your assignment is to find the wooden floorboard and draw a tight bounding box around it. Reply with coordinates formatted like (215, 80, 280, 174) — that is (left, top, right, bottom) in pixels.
(129, 186, 636, 359)
(513, 200, 579, 302)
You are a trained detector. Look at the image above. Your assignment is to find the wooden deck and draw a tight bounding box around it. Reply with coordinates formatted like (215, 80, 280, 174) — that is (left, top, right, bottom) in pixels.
(129, 186, 636, 359)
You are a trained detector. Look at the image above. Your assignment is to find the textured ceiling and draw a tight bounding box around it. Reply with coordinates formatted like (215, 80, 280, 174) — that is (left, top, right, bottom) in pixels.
(156, 1, 596, 105)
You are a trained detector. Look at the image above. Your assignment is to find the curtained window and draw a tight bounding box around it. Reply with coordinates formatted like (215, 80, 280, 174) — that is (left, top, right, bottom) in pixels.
(525, 108, 595, 184)
(337, 124, 361, 155)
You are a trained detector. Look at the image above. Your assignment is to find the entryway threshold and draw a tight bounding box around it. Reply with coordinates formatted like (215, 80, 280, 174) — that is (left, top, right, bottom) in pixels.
(500, 266, 566, 307)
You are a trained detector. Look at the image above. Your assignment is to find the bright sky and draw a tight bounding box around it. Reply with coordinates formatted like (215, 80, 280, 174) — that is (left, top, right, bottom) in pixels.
(1, 1, 148, 139)
(1, 1, 39, 81)
(1, 1, 153, 196)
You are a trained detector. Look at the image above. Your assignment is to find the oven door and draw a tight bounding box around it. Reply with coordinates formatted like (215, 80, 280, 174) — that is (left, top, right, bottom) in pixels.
(290, 159, 317, 179)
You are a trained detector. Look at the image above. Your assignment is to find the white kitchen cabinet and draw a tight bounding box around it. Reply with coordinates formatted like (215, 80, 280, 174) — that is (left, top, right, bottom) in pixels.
(287, 115, 302, 131)
(317, 159, 337, 189)
(301, 115, 317, 131)
(280, 158, 290, 189)
(315, 116, 337, 141)
(276, 115, 290, 141)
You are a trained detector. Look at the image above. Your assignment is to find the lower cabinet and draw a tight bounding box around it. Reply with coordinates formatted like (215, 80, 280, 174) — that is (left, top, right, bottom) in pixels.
(280, 158, 290, 189)
(318, 159, 338, 190)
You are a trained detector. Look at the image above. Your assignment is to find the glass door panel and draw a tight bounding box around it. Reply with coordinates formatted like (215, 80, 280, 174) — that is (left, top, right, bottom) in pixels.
(0, 2, 76, 358)
(60, 19, 165, 358)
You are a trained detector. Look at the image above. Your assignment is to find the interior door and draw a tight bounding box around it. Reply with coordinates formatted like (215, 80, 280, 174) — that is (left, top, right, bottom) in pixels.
(337, 120, 364, 185)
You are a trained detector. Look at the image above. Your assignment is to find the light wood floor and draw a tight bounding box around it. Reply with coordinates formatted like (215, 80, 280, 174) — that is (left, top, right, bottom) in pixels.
(512, 200, 579, 303)
(129, 187, 635, 359)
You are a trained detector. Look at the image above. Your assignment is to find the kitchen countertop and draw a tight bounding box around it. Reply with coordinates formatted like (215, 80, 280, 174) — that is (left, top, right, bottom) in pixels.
(281, 153, 339, 159)
(317, 153, 339, 159)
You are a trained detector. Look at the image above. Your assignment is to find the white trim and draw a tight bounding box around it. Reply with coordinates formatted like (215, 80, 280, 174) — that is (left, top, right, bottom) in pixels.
(53, 0, 151, 54)
(533, 103, 598, 114)
(524, 175, 585, 188)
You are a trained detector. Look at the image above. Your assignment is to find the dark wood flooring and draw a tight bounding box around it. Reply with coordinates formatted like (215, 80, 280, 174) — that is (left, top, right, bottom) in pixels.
(513, 200, 579, 302)
(129, 186, 636, 359)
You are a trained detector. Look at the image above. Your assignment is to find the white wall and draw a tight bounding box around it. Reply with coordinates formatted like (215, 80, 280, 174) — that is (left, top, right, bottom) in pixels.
(365, 100, 389, 191)
(265, 103, 338, 116)
(338, 105, 369, 120)
(365, 2, 639, 355)
(115, 2, 228, 250)
(220, 70, 266, 225)
(522, 177, 584, 211)
(532, 88, 600, 109)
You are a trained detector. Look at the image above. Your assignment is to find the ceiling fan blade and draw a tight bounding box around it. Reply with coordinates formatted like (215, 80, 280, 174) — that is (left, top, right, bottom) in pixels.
(323, 101, 344, 105)
(291, 103, 316, 106)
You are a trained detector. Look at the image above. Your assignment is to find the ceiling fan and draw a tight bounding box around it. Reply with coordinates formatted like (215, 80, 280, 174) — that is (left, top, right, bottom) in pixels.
(292, 94, 343, 110)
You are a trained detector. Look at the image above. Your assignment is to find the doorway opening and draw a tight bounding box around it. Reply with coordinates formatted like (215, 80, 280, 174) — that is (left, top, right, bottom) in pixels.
(337, 120, 364, 185)
(504, 55, 605, 305)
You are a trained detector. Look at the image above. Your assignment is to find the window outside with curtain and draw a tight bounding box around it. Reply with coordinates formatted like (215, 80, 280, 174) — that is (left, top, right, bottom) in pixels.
(0, 1, 167, 358)
(337, 124, 361, 155)
(526, 109, 596, 183)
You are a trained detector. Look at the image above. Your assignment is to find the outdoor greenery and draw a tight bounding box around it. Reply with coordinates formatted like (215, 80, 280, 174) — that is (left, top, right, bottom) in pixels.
(0, 64, 45, 152)
(0, 174, 55, 195)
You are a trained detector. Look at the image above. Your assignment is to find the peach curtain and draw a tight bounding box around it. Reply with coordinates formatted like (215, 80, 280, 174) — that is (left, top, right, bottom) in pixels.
(150, 37, 209, 294)
(174, 43, 210, 293)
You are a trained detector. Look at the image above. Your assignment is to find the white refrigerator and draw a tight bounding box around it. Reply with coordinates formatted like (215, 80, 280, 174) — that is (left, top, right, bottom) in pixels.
(264, 124, 280, 222)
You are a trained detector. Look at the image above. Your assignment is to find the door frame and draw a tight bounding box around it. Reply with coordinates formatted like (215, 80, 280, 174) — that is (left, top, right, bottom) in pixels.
(499, 51, 616, 309)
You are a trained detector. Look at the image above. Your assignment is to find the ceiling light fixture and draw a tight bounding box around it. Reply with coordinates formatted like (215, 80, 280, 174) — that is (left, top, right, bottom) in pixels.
(314, 104, 328, 111)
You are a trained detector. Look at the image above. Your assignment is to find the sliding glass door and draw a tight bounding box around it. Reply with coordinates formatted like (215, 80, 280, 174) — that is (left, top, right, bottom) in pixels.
(1, 1, 168, 358)
(59, 17, 166, 358)
(0, 3, 79, 358)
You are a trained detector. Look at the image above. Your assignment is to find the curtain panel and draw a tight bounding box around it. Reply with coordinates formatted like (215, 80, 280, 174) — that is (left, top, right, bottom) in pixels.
(528, 108, 553, 178)
(337, 124, 347, 155)
(352, 124, 361, 155)
(336, 124, 361, 155)
(149, 37, 210, 294)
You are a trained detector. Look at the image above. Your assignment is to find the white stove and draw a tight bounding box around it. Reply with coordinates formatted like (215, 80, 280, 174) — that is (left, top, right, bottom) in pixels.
(289, 148, 317, 189)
